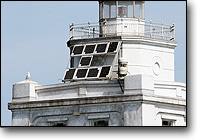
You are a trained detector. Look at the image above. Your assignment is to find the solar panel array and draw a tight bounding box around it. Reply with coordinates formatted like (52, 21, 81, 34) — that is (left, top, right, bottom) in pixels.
(63, 42, 120, 81)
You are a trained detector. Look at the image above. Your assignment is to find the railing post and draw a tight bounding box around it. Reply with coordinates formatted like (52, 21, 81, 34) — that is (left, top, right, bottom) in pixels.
(104, 19, 107, 37)
(170, 23, 175, 40)
(93, 28, 95, 38)
(161, 21, 164, 39)
(153, 27, 155, 38)
(150, 20, 152, 37)
(70, 22, 74, 40)
(138, 18, 140, 36)
(99, 21, 102, 37)
(88, 21, 90, 38)
(121, 20, 123, 36)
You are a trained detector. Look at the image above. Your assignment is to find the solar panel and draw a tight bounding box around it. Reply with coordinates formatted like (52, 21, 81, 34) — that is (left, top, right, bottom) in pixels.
(76, 69, 88, 78)
(87, 68, 99, 77)
(64, 69, 76, 79)
(96, 44, 107, 53)
(99, 66, 111, 77)
(63, 41, 121, 81)
(84, 45, 95, 54)
(80, 57, 92, 66)
(108, 42, 118, 52)
(73, 45, 84, 55)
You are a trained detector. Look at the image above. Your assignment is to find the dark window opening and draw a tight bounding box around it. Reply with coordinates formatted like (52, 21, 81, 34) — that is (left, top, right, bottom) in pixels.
(52, 123, 66, 127)
(162, 120, 175, 126)
(94, 120, 108, 126)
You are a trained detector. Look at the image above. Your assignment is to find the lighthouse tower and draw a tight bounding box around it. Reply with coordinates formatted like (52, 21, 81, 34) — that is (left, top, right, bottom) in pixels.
(9, 1, 186, 126)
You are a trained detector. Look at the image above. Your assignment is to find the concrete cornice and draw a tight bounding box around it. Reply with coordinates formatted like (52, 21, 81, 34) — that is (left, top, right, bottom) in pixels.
(67, 36, 177, 48)
(35, 80, 123, 93)
(154, 81, 186, 88)
(8, 94, 186, 111)
(121, 36, 177, 48)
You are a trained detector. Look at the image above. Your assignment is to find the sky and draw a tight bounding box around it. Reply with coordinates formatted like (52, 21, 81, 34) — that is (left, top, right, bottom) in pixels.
(1, 1, 186, 126)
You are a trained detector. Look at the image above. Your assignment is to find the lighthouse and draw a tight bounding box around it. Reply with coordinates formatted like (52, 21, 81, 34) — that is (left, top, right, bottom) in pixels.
(8, 1, 186, 126)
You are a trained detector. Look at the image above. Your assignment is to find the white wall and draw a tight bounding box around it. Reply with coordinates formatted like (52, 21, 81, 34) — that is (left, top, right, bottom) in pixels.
(122, 42, 175, 82)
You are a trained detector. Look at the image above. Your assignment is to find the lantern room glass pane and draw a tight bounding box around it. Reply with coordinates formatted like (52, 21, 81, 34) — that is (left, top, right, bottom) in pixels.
(103, 1, 117, 18)
(118, 1, 133, 18)
(103, 3, 109, 18)
(135, 2, 140, 18)
(135, 1, 145, 19)
(135, 3, 140, 18)
(111, 3, 117, 18)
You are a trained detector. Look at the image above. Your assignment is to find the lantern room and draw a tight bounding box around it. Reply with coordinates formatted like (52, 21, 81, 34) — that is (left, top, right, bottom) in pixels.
(99, 1, 145, 20)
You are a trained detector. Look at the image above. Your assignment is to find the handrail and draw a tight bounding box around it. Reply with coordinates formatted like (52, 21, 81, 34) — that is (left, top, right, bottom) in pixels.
(69, 20, 175, 41)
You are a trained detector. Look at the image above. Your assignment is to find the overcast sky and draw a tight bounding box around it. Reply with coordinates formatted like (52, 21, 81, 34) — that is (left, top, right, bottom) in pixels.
(1, 1, 186, 126)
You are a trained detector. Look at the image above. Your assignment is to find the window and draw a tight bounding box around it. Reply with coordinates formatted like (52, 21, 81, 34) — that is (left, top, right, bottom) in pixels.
(47, 118, 68, 127)
(162, 119, 175, 126)
(94, 120, 109, 126)
(52, 123, 66, 127)
(88, 114, 110, 126)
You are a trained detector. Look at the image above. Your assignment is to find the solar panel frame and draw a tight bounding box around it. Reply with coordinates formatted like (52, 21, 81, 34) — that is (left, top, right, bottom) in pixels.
(79, 56, 93, 67)
(99, 66, 111, 78)
(84, 44, 96, 54)
(95, 43, 108, 53)
(87, 68, 100, 78)
(72, 45, 85, 55)
(75, 68, 88, 79)
(107, 42, 119, 53)
(64, 69, 76, 80)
